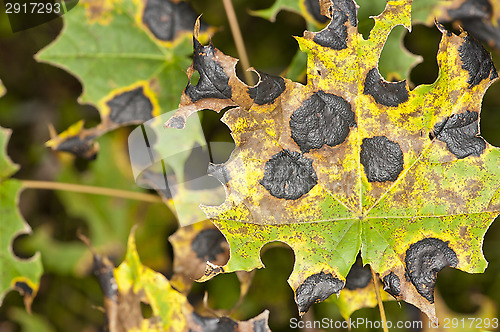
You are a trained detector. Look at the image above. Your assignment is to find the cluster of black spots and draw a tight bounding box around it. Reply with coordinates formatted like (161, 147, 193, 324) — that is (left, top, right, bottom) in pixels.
(260, 150, 318, 200)
(192, 313, 238, 332)
(360, 136, 404, 183)
(405, 238, 459, 303)
(142, 0, 207, 42)
(290, 91, 355, 153)
(459, 35, 498, 88)
(382, 272, 401, 297)
(304, 0, 329, 24)
(432, 110, 486, 159)
(313, 0, 357, 50)
(344, 263, 372, 290)
(185, 39, 232, 102)
(107, 87, 153, 124)
(208, 162, 231, 185)
(248, 71, 286, 105)
(363, 68, 409, 107)
(192, 228, 226, 262)
(296, 272, 344, 314)
(56, 135, 97, 160)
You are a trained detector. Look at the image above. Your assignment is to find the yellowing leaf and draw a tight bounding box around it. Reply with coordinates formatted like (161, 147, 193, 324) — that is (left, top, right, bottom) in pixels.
(167, 0, 500, 322)
(112, 231, 270, 331)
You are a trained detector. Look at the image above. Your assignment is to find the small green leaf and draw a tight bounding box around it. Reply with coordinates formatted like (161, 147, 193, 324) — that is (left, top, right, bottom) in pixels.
(0, 126, 43, 308)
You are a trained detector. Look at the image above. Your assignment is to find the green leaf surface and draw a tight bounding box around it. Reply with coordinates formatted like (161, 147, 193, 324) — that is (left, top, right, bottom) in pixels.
(0, 126, 43, 307)
(168, 0, 500, 322)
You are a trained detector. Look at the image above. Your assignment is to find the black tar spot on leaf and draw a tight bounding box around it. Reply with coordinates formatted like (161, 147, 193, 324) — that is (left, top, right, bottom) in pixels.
(168, 116, 185, 129)
(253, 318, 268, 332)
(433, 110, 486, 159)
(192, 313, 238, 332)
(56, 135, 97, 160)
(405, 238, 458, 303)
(345, 263, 372, 290)
(14, 281, 33, 296)
(290, 91, 355, 153)
(260, 149, 318, 200)
(382, 272, 401, 297)
(304, 0, 329, 24)
(313, 0, 357, 49)
(142, 0, 207, 42)
(92, 254, 118, 301)
(107, 87, 153, 124)
(185, 39, 232, 102)
(363, 68, 409, 107)
(296, 272, 343, 314)
(192, 229, 226, 262)
(459, 35, 498, 88)
(208, 162, 231, 184)
(360, 136, 404, 182)
(448, 0, 491, 21)
(248, 71, 286, 105)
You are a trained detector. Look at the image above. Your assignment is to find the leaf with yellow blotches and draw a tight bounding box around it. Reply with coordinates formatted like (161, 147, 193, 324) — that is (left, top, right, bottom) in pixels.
(109, 231, 270, 331)
(37, 0, 213, 160)
(166, 0, 500, 322)
(254, 0, 421, 82)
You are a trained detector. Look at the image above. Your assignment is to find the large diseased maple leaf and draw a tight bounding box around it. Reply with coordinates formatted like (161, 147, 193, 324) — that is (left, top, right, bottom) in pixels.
(166, 0, 500, 321)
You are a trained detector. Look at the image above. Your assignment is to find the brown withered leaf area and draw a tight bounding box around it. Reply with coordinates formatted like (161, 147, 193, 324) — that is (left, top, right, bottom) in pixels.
(166, 0, 500, 322)
(91, 233, 270, 332)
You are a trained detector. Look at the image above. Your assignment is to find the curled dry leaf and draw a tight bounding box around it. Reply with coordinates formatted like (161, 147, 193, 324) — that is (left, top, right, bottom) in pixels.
(102, 231, 270, 332)
(169, 220, 230, 294)
(166, 0, 500, 322)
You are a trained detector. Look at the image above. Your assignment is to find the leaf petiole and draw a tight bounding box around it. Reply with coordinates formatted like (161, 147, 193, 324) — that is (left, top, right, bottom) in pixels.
(20, 180, 162, 203)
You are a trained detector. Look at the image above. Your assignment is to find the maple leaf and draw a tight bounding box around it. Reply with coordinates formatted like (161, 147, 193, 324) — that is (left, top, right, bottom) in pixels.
(36, 0, 212, 160)
(0, 121, 43, 310)
(166, 0, 500, 321)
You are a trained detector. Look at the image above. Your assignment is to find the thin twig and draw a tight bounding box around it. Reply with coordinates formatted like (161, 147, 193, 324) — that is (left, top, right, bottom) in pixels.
(21, 180, 162, 203)
(371, 266, 389, 332)
(222, 0, 255, 85)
